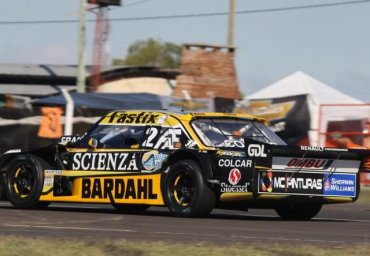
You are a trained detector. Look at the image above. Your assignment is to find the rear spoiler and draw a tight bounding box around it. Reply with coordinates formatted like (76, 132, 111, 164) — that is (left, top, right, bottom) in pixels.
(272, 145, 370, 173)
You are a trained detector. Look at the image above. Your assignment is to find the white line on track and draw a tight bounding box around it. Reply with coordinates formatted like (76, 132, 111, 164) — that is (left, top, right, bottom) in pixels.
(0, 223, 362, 245)
(238, 213, 370, 223)
(2, 224, 136, 233)
(0, 202, 104, 210)
(231, 235, 346, 244)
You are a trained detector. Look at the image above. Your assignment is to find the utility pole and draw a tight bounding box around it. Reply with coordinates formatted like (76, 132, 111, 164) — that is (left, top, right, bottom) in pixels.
(77, 0, 87, 93)
(227, 0, 235, 47)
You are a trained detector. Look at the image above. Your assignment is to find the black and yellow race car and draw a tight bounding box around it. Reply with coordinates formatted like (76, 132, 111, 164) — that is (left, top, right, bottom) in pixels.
(0, 110, 369, 220)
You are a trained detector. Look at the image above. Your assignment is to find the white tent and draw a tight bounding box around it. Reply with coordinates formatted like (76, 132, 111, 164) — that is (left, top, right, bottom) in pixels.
(245, 71, 369, 146)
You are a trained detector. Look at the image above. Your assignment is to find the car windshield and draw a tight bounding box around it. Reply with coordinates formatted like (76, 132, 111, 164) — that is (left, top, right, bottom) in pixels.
(191, 118, 286, 147)
(78, 124, 146, 148)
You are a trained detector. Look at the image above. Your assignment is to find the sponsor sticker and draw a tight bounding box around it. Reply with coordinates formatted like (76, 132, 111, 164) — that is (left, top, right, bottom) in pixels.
(216, 150, 246, 158)
(258, 171, 323, 195)
(286, 158, 330, 170)
(272, 157, 360, 173)
(220, 168, 249, 193)
(141, 150, 168, 171)
(142, 127, 182, 149)
(323, 173, 356, 197)
(300, 146, 324, 151)
(260, 170, 273, 192)
(45, 170, 64, 175)
(228, 168, 241, 185)
(106, 112, 160, 124)
(218, 158, 252, 168)
(247, 144, 267, 157)
(72, 152, 138, 171)
(185, 139, 197, 149)
(221, 139, 245, 148)
(60, 136, 82, 144)
(81, 177, 159, 201)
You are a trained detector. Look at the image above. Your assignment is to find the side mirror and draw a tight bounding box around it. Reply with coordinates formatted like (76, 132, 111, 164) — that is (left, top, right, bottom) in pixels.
(125, 137, 138, 146)
(88, 138, 98, 149)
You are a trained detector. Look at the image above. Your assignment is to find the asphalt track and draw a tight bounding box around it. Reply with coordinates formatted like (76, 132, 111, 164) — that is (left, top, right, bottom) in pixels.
(0, 201, 369, 245)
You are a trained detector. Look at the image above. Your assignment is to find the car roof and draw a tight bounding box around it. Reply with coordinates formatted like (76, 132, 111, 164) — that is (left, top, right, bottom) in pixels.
(103, 110, 265, 124)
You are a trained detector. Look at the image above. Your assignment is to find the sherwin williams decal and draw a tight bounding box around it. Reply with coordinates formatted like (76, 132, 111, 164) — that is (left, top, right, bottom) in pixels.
(323, 173, 356, 197)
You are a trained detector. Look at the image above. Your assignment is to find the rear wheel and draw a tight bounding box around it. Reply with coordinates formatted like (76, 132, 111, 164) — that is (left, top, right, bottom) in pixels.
(0, 172, 5, 200)
(113, 204, 150, 214)
(275, 202, 322, 220)
(164, 159, 216, 217)
(5, 154, 49, 209)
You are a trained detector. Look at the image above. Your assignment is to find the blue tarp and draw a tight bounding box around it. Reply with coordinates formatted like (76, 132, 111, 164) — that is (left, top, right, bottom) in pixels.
(33, 92, 163, 110)
(33, 92, 213, 112)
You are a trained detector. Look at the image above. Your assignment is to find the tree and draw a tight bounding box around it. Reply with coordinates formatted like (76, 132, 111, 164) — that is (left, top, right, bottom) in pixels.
(113, 38, 181, 68)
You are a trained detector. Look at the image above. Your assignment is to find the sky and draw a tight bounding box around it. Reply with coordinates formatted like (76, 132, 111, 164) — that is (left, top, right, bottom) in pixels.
(0, 0, 369, 101)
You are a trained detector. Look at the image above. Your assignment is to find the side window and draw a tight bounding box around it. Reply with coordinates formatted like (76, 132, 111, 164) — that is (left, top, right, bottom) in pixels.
(88, 125, 146, 149)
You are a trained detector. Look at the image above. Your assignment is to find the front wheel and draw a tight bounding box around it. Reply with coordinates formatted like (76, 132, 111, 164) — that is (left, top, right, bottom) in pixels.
(5, 154, 49, 209)
(163, 159, 216, 217)
(275, 202, 322, 220)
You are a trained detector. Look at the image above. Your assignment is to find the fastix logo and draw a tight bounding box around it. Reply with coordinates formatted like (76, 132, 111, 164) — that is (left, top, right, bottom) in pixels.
(247, 144, 267, 157)
(286, 158, 330, 170)
(72, 152, 138, 171)
(108, 112, 159, 124)
(228, 168, 241, 185)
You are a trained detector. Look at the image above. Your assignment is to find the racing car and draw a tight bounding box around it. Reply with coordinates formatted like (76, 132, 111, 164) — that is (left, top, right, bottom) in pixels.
(0, 110, 369, 220)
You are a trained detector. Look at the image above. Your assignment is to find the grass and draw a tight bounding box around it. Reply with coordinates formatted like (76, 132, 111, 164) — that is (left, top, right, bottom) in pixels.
(0, 237, 370, 256)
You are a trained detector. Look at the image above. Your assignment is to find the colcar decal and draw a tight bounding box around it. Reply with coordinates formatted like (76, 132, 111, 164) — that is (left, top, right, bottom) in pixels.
(218, 159, 252, 168)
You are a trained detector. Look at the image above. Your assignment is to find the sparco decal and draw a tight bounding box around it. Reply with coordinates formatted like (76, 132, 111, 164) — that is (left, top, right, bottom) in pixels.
(221, 139, 245, 148)
(218, 159, 252, 168)
(228, 168, 241, 185)
(247, 144, 267, 157)
(108, 112, 159, 124)
(72, 153, 138, 171)
(82, 178, 158, 200)
(286, 158, 330, 170)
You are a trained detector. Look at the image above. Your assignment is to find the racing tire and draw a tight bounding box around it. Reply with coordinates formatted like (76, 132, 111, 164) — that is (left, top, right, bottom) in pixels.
(5, 154, 49, 209)
(113, 204, 150, 214)
(275, 202, 322, 220)
(0, 172, 6, 200)
(163, 159, 216, 218)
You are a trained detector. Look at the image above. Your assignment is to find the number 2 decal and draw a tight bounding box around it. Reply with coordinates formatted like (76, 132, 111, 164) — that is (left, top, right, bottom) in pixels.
(142, 127, 159, 147)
